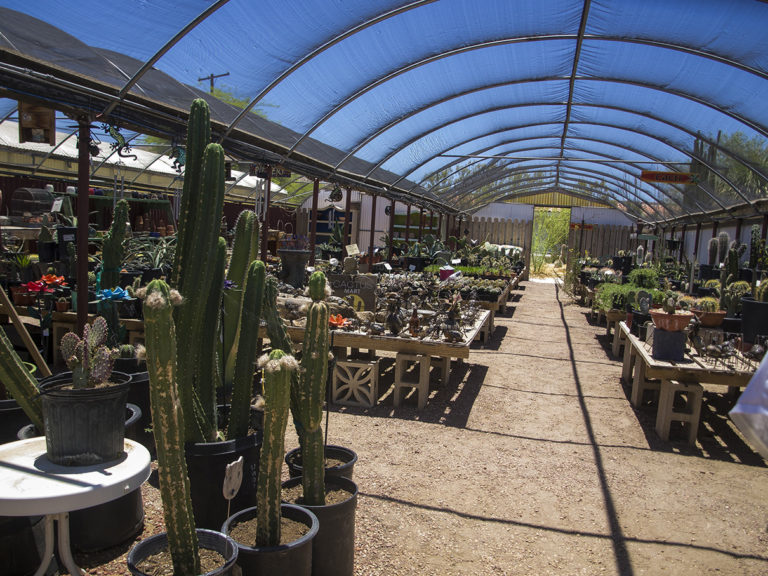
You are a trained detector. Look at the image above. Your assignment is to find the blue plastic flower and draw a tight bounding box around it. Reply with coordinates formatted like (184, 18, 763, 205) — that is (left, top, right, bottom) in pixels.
(97, 287, 130, 300)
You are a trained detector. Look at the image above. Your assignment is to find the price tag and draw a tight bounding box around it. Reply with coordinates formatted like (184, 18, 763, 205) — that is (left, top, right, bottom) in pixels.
(409, 264, 416, 271)
(383, 262, 392, 271)
(346, 244, 360, 256)
(51, 198, 63, 213)
(451, 258, 461, 265)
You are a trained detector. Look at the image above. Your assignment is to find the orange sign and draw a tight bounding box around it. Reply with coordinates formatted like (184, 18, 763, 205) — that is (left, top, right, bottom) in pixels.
(640, 171, 696, 184)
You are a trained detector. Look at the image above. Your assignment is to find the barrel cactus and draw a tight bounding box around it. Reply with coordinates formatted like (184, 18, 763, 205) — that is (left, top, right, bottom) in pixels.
(255, 349, 298, 546)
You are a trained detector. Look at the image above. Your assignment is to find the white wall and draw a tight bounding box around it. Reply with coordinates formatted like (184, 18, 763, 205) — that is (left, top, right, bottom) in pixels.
(570, 207, 633, 227)
(471, 203, 534, 221)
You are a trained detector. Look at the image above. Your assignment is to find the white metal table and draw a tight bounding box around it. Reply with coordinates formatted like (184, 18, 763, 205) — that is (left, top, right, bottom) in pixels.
(0, 437, 151, 576)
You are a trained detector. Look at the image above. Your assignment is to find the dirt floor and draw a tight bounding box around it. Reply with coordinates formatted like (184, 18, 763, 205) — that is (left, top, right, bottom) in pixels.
(77, 278, 768, 575)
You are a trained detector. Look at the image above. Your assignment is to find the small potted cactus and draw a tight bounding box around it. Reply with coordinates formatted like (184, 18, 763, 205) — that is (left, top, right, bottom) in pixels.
(41, 316, 132, 466)
(55, 295, 70, 312)
(692, 296, 726, 327)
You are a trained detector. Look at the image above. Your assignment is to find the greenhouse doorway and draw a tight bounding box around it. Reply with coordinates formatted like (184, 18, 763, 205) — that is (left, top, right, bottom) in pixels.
(531, 207, 571, 277)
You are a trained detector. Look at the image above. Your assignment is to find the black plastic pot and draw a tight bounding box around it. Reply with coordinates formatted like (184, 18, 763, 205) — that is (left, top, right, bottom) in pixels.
(651, 328, 687, 361)
(278, 249, 312, 288)
(186, 425, 263, 530)
(698, 264, 719, 280)
(0, 398, 33, 445)
(721, 317, 743, 334)
(127, 528, 239, 576)
(282, 475, 358, 576)
(285, 445, 357, 480)
(17, 403, 145, 552)
(37, 241, 58, 263)
(125, 371, 154, 453)
(405, 256, 429, 272)
(222, 503, 318, 576)
(0, 515, 58, 576)
(741, 297, 768, 344)
(40, 372, 131, 466)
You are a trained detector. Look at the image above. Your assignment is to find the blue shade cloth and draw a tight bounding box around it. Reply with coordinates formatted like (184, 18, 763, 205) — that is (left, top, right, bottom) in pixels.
(0, 0, 766, 220)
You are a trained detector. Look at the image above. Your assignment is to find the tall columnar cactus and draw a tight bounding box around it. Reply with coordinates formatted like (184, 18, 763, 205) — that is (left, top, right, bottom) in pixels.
(142, 279, 199, 576)
(0, 329, 43, 430)
(294, 271, 331, 506)
(749, 225, 762, 269)
(717, 231, 730, 266)
(756, 281, 768, 302)
(228, 260, 266, 440)
(224, 210, 260, 389)
(170, 98, 227, 443)
(255, 349, 297, 547)
(101, 199, 130, 289)
(706, 237, 718, 267)
(60, 316, 114, 389)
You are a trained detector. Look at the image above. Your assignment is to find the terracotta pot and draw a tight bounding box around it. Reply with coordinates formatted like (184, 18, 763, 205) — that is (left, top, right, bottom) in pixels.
(692, 309, 726, 328)
(55, 301, 70, 312)
(649, 310, 694, 332)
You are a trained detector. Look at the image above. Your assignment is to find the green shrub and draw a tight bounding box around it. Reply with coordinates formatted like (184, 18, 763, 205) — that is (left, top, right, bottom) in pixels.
(627, 267, 659, 289)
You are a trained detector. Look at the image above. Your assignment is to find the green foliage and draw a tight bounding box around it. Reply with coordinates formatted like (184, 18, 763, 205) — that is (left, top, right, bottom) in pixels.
(627, 267, 659, 289)
(756, 281, 768, 302)
(749, 225, 762, 269)
(596, 282, 633, 312)
(531, 208, 570, 275)
(723, 280, 752, 316)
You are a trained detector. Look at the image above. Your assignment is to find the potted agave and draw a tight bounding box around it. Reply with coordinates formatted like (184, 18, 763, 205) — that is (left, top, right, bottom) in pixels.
(128, 279, 238, 576)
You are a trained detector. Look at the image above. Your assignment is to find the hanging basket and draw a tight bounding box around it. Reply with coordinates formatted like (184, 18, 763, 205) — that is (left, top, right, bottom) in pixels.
(649, 310, 693, 332)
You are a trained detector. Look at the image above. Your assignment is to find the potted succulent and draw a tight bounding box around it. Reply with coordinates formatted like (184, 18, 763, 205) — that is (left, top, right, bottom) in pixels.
(41, 316, 131, 466)
(692, 296, 726, 328)
(129, 279, 238, 576)
(55, 295, 70, 312)
(649, 292, 693, 333)
(221, 348, 319, 575)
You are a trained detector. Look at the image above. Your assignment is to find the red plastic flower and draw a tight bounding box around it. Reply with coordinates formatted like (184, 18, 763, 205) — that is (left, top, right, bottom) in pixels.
(329, 314, 347, 328)
(22, 281, 52, 293)
(41, 274, 67, 286)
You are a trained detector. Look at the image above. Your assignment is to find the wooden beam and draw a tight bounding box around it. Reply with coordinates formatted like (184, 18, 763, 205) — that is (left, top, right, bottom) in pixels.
(309, 178, 320, 266)
(343, 187, 352, 247)
(260, 164, 272, 261)
(368, 194, 377, 270)
(76, 118, 90, 335)
(0, 289, 52, 378)
(405, 204, 411, 243)
(388, 199, 395, 264)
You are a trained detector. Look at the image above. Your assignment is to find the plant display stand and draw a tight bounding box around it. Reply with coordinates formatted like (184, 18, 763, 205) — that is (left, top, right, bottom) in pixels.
(655, 379, 704, 445)
(332, 358, 380, 408)
(393, 353, 431, 409)
(431, 355, 451, 383)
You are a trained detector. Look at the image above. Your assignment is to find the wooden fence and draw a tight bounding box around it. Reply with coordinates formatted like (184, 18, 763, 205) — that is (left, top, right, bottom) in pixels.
(566, 224, 633, 260)
(465, 217, 533, 251)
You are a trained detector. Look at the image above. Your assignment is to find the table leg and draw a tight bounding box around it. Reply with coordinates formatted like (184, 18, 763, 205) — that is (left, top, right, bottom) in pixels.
(631, 361, 647, 407)
(33, 515, 55, 576)
(55, 512, 83, 576)
(612, 326, 622, 358)
(621, 338, 634, 383)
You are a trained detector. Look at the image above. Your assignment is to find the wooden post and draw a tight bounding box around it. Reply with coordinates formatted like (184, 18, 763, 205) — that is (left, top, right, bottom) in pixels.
(343, 187, 352, 247)
(405, 204, 411, 243)
(388, 199, 395, 264)
(438, 212, 443, 242)
(418, 207, 424, 242)
(309, 178, 320, 266)
(735, 218, 743, 244)
(692, 222, 702, 264)
(368, 194, 377, 270)
(712, 221, 719, 239)
(76, 118, 91, 335)
(679, 224, 686, 264)
(260, 164, 272, 261)
(428, 210, 433, 236)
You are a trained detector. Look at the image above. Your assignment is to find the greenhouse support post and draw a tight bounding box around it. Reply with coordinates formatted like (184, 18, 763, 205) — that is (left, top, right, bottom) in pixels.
(260, 164, 272, 261)
(405, 204, 411, 243)
(309, 177, 319, 266)
(76, 117, 90, 334)
(344, 186, 352, 247)
(388, 199, 395, 263)
(368, 194, 377, 265)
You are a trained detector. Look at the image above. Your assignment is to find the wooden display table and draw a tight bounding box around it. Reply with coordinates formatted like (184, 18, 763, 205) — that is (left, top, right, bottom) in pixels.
(618, 321, 756, 445)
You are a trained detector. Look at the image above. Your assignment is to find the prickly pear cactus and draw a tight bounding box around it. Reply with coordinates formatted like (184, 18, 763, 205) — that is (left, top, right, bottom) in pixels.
(60, 316, 114, 388)
(255, 349, 297, 547)
(142, 279, 199, 576)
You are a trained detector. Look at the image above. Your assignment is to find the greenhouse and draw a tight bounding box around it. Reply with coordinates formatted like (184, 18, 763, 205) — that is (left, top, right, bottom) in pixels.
(0, 1, 766, 575)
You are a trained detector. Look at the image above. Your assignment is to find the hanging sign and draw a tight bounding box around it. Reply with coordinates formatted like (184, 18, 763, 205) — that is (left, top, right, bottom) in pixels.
(327, 273, 376, 311)
(640, 171, 696, 184)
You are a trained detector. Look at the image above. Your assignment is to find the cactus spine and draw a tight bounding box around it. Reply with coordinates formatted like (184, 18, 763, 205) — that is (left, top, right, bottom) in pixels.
(707, 237, 718, 267)
(294, 271, 330, 506)
(0, 329, 43, 430)
(143, 279, 199, 576)
(255, 349, 296, 547)
(223, 210, 260, 389)
(101, 199, 130, 289)
(228, 260, 266, 440)
(170, 99, 227, 442)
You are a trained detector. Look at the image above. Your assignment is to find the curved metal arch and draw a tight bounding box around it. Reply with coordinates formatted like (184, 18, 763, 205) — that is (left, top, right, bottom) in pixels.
(417, 137, 692, 217)
(389, 118, 741, 212)
(434, 139, 704, 219)
(218, 0, 437, 144)
(30, 130, 78, 176)
(446, 161, 661, 220)
(476, 172, 655, 220)
(389, 88, 768, 194)
(284, 34, 768, 158)
(101, 0, 231, 118)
